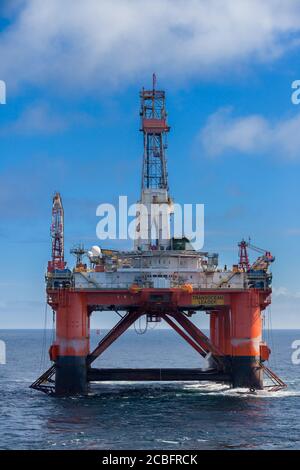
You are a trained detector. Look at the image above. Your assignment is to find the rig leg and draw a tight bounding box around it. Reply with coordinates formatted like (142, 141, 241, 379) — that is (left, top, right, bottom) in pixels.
(230, 356, 263, 390)
(230, 291, 263, 389)
(55, 356, 87, 396)
(54, 292, 89, 396)
(209, 309, 232, 372)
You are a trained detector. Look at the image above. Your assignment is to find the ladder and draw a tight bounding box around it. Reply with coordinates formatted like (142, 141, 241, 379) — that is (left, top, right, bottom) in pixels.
(215, 271, 237, 288)
(261, 363, 287, 391)
(30, 364, 56, 395)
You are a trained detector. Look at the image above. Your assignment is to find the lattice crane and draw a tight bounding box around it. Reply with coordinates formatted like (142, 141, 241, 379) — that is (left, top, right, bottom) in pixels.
(47, 192, 65, 271)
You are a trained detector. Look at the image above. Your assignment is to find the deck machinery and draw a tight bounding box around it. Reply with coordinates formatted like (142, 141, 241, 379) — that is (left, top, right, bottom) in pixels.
(31, 77, 286, 395)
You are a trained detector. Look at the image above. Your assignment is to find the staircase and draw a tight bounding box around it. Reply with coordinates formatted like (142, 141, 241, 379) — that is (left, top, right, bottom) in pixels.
(30, 364, 56, 395)
(261, 363, 287, 391)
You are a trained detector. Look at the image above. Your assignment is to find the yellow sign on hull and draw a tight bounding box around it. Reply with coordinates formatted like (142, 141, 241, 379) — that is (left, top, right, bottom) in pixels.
(191, 294, 225, 306)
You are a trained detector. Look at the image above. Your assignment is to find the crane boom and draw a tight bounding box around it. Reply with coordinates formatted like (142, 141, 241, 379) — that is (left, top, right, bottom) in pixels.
(47, 192, 65, 271)
(238, 239, 275, 273)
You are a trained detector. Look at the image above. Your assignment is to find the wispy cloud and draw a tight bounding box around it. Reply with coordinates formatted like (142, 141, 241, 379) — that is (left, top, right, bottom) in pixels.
(199, 107, 300, 159)
(1, 0, 300, 92)
(0, 103, 93, 136)
(0, 154, 68, 222)
(285, 228, 300, 235)
(273, 286, 300, 299)
(1, 103, 67, 135)
(269, 287, 300, 328)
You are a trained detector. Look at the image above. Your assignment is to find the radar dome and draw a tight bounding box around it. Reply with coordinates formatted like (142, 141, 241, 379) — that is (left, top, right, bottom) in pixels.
(91, 245, 101, 257)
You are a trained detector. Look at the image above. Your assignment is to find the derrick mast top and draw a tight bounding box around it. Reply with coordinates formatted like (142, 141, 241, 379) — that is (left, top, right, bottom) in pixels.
(135, 75, 173, 251)
(48, 192, 65, 272)
(140, 73, 170, 191)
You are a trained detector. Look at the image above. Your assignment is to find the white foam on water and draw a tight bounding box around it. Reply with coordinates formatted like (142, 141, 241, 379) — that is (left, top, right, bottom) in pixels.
(183, 381, 300, 398)
(156, 439, 179, 445)
(90, 380, 300, 398)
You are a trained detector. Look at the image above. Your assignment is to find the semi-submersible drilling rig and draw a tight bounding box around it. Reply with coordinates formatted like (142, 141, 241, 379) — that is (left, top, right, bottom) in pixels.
(31, 77, 286, 395)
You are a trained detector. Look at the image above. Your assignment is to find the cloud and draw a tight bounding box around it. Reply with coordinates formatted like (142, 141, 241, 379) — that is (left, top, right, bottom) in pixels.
(0, 103, 68, 135)
(1, 0, 300, 92)
(0, 154, 68, 223)
(273, 286, 300, 299)
(286, 228, 300, 235)
(268, 287, 300, 328)
(0, 103, 94, 136)
(0, 0, 26, 18)
(199, 107, 300, 158)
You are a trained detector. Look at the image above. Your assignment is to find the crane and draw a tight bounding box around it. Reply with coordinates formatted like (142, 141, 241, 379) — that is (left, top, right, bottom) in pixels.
(47, 192, 65, 272)
(239, 239, 275, 272)
(216, 239, 274, 289)
(238, 239, 250, 271)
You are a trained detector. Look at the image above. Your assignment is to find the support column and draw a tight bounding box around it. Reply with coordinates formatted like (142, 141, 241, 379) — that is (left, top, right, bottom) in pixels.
(230, 290, 263, 389)
(54, 292, 89, 395)
(209, 311, 217, 346)
(209, 308, 231, 371)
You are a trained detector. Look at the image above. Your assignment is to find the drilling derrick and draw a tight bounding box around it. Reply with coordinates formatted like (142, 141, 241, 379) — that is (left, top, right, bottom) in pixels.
(135, 74, 173, 251)
(48, 192, 65, 272)
(141, 73, 169, 191)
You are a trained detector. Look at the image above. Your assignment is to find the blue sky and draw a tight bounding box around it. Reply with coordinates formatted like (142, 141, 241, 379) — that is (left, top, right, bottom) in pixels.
(0, 0, 300, 328)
